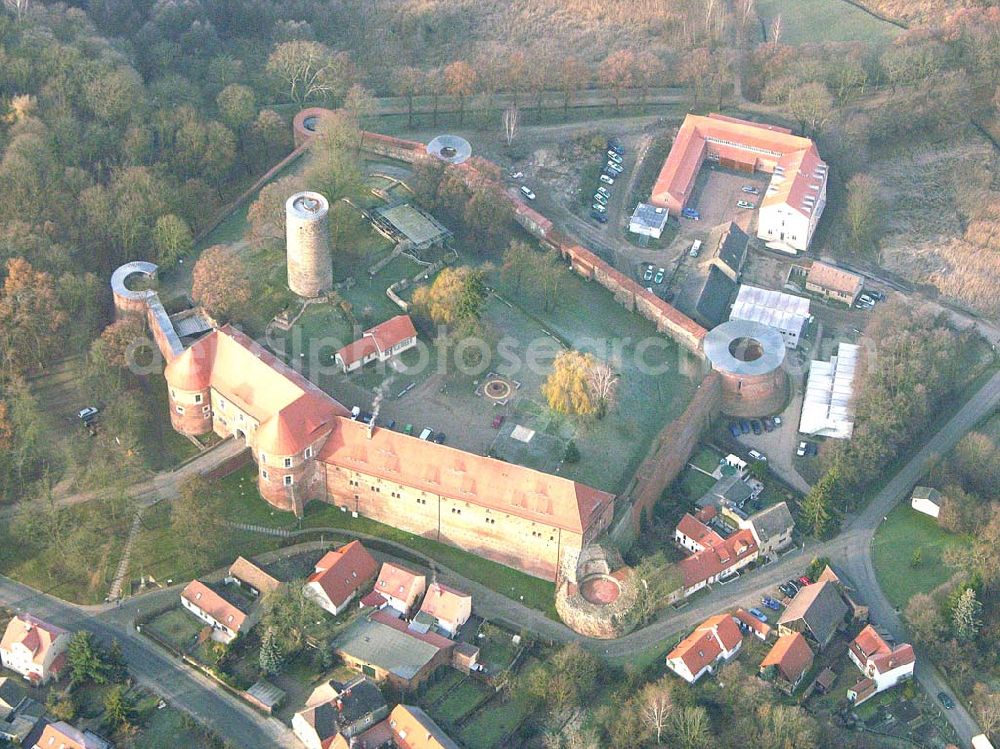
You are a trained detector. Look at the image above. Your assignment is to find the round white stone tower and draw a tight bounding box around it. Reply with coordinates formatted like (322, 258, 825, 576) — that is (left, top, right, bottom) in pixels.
(286, 191, 332, 298)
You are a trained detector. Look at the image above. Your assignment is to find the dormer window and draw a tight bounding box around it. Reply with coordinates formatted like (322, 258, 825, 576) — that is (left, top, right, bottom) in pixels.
(305, 446, 314, 459)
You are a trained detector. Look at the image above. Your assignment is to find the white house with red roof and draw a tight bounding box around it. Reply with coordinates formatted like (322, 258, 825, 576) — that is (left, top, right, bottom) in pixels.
(0, 614, 70, 686)
(673, 513, 759, 597)
(847, 625, 915, 704)
(373, 563, 426, 617)
(303, 541, 379, 616)
(666, 613, 743, 684)
(414, 583, 472, 637)
(335, 315, 418, 373)
(180, 580, 254, 644)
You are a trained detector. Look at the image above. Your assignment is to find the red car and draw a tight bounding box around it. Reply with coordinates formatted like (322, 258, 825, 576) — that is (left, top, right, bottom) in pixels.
(492, 414, 505, 429)
(798, 576, 812, 586)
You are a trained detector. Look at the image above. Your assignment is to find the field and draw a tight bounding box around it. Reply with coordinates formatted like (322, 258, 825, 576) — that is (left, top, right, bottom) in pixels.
(872, 504, 967, 608)
(755, 0, 901, 43)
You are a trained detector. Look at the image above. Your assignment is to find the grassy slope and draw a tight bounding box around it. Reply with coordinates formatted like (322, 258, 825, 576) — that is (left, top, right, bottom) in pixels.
(756, 0, 901, 43)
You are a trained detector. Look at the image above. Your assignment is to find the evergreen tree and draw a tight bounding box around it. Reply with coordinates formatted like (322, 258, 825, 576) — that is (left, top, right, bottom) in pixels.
(951, 587, 982, 641)
(801, 471, 836, 537)
(103, 684, 131, 728)
(67, 632, 109, 686)
(258, 628, 284, 675)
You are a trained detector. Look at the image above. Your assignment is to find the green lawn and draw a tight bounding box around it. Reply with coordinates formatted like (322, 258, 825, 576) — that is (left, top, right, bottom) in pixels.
(145, 607, 203, 653)
(756, 0, 901, 43)
(873, 504, 967, 608)
(690, 445, 723, 474)
(135, 700, 215, 749)
(431, 678, 492, 723)
(457, 694, 533, 749)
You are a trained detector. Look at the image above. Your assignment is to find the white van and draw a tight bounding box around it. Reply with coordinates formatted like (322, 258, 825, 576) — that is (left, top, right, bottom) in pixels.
(419, 428, 434, 441)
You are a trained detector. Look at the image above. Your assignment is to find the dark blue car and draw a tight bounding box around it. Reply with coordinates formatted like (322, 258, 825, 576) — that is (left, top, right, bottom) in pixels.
(761, 596, 781, 611)
(729, 423, 741, 439)
(590, 210, 608, 224)
(739, 419, 751, 435)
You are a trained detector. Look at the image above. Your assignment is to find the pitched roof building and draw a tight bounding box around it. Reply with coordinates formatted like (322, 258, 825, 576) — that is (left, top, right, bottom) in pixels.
(0, 614, 70, 686)
(180, 580, 251, 644)
(374, 563, 426, 617)
(847, 625, 915, 704)
(335, 315, 419, 373)
(805, 262, 864, 305)
(292, 675, 389, 749)
(651, 114, 828, 253)
(414, 583, 472, 637)
(30, 721, 111, 749)
(227, 557, 283, 598)
(730, 285, 810, 349)
(674, 514, 759, 596)
(666, 613, 743, 684)
(800, 342, 859, 440)
(733, 608, 772, 641)
(387, 705, 460, 749)
(778, 580, 848, 650)
(760, 633, 814, 692)
(303, 541, 379, 616)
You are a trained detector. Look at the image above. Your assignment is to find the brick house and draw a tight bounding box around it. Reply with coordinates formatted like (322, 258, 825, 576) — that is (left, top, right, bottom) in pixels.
(302, 541, 379, 616)
(0, 614, 70, 686)
(335, 315, 418, 373)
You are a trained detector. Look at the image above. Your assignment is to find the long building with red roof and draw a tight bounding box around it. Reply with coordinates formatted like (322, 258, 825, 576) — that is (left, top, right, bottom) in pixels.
(651, 113, 828, 253)
(163, 324, 615, 581)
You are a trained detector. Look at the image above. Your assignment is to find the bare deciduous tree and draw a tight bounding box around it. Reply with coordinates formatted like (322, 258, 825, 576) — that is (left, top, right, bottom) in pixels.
(503, 105, 519, 146)
(641, 680, 673, 744)
(4, 0, 30, 22)
(770, 14, 783, 44)
(266, 41, 354, 106)
(586, 359, 619, 417)
(972, 684, 1000, 738)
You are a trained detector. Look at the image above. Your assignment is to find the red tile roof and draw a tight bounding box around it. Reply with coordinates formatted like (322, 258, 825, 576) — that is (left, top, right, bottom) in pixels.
(388, 704, 460, 749)
(337, 315, 417, 367)
(181, 580, 246, 632)
(761, 632, 814, 684)
(319, 418, 614, 534)
(667, 613, 743, 678)
(418, 583, 471, 627)
(676, 513, 724, 548)
(849, 625, 915, 674)
(374, 563, 425, 606)
(0, 613, 68, 665)
(370, 609, 452, 650)
(307, 541, 379, 609)
(679, 529, 758, 588)
(807, 262, 863, 296)
(733, 608, 772, 639)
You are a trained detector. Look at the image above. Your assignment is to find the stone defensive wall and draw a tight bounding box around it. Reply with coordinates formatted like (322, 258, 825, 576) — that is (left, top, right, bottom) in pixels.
(110, 261, 184, 362)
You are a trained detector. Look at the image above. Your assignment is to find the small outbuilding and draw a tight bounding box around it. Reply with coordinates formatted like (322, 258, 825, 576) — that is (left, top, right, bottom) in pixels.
(629, 203, 669, 239)
(910, 487, 942, 519)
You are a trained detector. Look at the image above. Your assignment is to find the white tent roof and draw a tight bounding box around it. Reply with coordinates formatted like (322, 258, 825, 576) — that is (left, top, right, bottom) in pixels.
(730, 285, 810, 337)
(799, 343, 859, 439)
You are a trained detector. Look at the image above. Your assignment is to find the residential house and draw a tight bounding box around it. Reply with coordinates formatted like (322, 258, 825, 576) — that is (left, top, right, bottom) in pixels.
(292, 675, 388, 749)
(0, 677, 43, 744)
(30, 721, 112, 749)
(846, 625, 915, 705)
(777, 581, 848, 650)
(674, 513, 759, 597)
(373, 563, 426, 617)
(180, 580, 256, 644)
(743, 502, 795, 556)
(412, 583, 472, 638)
(335, 315, 418, 373)
(666, 614, 743, 684)
(759, 633, 814, 693)
(0, 614, 71, 685)
(386, 704, 460, 749)
(303, 541, 379, 616)
(333, 609, 455, 691)
(805, 262, 863, 305)
(226, 557, 283, 599)
(911, 487, 942, 519)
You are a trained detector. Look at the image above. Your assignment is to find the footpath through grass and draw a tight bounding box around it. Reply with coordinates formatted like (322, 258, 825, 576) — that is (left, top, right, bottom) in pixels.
(873, 504, 966, 609)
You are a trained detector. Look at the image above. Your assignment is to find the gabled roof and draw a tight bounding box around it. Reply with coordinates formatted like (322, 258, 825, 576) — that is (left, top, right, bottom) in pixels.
(911, 486, 942, 504)
(748, 502, 794, 544)
(0, 676, 25, 711)
(181, 580, 247, 632)
(319, 418, 614, 534)
(375, 563, 425, 604)
(389, 704, 460, 749)
(778, 581, 848, 645)
(733, 608, 772, 639)
(667, 613, 742, 678)
(679, 529, 758, 588)
(849, 625, 915, 674)
(0, 614, 68, 665)
(761, 633, 813, 684)
(806, 262, 863, 296)
(307, 541, 379, 609)
(717, 223, 749, 275)
(333, 611, 453, 681)
(336, 315, 417, 367)
(228, 557, 282, 596)
(418, 583, 471, 626)
(32, 722, 110, 749)
(676, 513, 724, 548)
(163, 325, 349, 454)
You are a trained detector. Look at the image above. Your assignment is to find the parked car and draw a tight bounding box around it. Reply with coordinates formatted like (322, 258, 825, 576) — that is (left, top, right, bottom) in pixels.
(689, 239, 702, 258)
(654, 268, 665, 284)
(643, 266, 654, 282)
(492, 413, 505, 429)
(384, 419, 396, 430)
(798, 576, 812, 586)
(419, 428, 434, 441)
(509, 171, 524, 179)
(607, 151, 623, 164)
(519, 185, 536, 200)
(762, 417, 775, 432)
(859, 293, 876, 306)
(938, 692, 955, 710)
(739, 419, 750, 435)
(796, 441, 808, 457)
(742, 185, 760, 194)
(597, 186, 610, 197)
(748, 608, 769, 623)
(590, 210, 608, 223)
(681, 207, 701, 220)
(606, 162, 624, 174)
(433, 432, 446, 444)
(593, 193, 608, 205)
(729, 423, 741, 439)
(762, 596, 781, 611)
(737, 200, 755, 210)
(78, 406, 99, 422)
(607, 138, 624, 155)
(778, 583, 797, 598)
(750, 420, 762, 435)
(748, 449, 767, 463)
(403, 423, 414, 435)
(806, 442, 818, 456)
(599, 174, 615, 185)
(869, 290, 886, 302)
(773, 416, 782, 427)
(591, 203, 607, 213)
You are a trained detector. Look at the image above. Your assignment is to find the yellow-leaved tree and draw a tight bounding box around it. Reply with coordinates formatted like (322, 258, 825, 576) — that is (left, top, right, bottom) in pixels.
(542, 350, 619, 417)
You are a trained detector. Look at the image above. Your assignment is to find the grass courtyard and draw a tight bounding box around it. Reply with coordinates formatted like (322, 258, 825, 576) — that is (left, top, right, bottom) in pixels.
(873, 504, 967, 609)
(755, 0, 901, 43)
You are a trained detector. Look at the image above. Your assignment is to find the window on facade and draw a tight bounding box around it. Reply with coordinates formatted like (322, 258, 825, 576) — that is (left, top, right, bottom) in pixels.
(175, 405, 185, 415)
(261, 469, 268, 479)
(260, 453, 267, 465)
(194, 394, 202, 403)
(284, 458, 292, 468)
(283, 475, 293, 486)
(304, 446, 313, 459)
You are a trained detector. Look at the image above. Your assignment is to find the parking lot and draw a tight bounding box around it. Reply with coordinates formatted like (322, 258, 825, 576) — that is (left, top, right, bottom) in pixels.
(683, 165, 770, 229)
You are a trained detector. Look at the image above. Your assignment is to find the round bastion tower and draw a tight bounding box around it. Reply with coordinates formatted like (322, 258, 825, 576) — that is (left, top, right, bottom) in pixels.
(286, 191, 332, 298)
(703, 320, 788, 418)
(162, 341, 214, 437)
